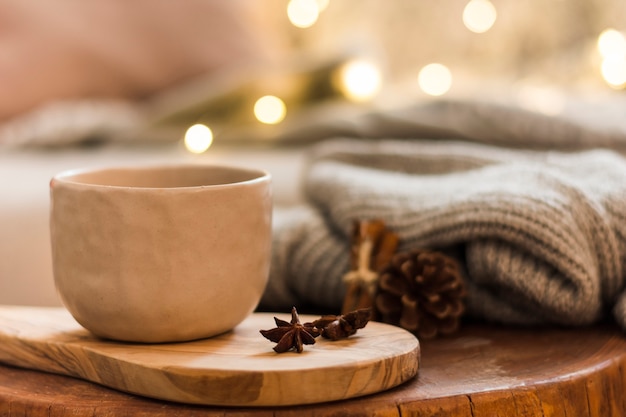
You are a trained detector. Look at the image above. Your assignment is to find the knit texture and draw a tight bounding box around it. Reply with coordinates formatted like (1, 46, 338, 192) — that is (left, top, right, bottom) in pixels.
(260, 138, 626, 330)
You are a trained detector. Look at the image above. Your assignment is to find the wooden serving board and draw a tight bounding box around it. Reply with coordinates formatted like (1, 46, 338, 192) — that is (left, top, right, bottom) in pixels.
(0, 305, 419, 407)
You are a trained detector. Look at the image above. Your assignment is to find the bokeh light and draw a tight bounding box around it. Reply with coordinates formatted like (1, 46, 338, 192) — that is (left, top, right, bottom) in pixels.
(597, 29, 626, 59)
(287, 0, 320, 28)
(418, 63, 453, 96)
(601, 56, 626, 88)
(337, 59, 382, 102)
(597, 29, 626, 88)
(184, 124, 213, 154)
(254, 95, 287, 124)
(463, 0, 497, 34)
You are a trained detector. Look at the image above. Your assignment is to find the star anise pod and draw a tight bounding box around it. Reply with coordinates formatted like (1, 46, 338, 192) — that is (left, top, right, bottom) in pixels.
(374, 249, 466, 339)
(308, 308, 372, 340)
(260, 307, 321, 353)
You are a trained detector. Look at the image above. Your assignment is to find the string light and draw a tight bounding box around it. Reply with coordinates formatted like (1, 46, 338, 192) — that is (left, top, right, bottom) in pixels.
(418, 63, 453, 96)
(601, 56, 626, 88)
(254, 95, 287, 124)
(336, 59, 382, 102)
(287, 0, 320, 28)
(597, 29, 626, 59)
(184, 124, 213, 154)
(462, 0, 497, 34)
(597, 29, 626, 88)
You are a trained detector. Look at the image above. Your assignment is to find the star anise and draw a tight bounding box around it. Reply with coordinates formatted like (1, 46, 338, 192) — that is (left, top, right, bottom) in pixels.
(308, 308, 372, 341)
(260, 307, 321, 353)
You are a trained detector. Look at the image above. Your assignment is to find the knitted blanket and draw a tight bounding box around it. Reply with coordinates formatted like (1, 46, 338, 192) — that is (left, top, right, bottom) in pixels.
(260, 99, 626, 331)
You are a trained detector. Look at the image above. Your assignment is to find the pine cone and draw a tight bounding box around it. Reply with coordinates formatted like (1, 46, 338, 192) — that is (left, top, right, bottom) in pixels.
(374, 249, 466, 339)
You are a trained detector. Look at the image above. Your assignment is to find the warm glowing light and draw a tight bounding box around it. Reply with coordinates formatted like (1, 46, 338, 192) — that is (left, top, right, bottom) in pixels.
(601, 56, 626, 88)
(596, 29, 626, 88)
(463, 0, 497, 34)
(337, 60, 382, 102)
(287, 0, 320, 28)
(254, 95, 287, 124)
(184, 124, 213, 154)
(597, 29, 626, 59)
(418, 63, 453, 96)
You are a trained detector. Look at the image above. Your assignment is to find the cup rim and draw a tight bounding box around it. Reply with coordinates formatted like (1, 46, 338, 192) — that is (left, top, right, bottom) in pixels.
(51, 164, 271, 190)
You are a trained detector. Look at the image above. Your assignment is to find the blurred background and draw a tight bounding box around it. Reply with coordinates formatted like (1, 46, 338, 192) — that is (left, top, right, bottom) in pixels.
(154, 0, 626, 153)
(274, 0, 626, 95)
(1, 0, 626, 150)
(286, 0, 626, 91)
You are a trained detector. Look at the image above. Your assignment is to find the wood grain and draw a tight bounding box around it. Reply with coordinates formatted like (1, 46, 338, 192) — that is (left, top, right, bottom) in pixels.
(0, 305, 419, 407)
(1, 313, 626, 416)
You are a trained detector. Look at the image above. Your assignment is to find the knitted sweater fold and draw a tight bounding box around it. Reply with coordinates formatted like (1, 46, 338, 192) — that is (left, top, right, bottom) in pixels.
(261, 139, 626, 331)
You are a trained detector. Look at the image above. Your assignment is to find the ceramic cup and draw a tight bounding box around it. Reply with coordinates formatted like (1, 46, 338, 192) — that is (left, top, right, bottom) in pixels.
(50, 164, 272, 343)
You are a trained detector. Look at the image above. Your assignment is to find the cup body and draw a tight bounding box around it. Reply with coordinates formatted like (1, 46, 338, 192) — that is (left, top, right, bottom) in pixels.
(50, 164, 272, 343)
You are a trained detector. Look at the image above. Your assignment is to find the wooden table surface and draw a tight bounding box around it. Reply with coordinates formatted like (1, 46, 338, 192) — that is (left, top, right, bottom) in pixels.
(1, 322, 625, 417)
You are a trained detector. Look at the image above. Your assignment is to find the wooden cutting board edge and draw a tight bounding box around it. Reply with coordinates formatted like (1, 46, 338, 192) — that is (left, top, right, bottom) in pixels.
(0, 306, 420, 407)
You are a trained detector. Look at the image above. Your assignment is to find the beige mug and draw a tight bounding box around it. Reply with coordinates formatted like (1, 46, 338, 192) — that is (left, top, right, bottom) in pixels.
(50, 164, 272, 343)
